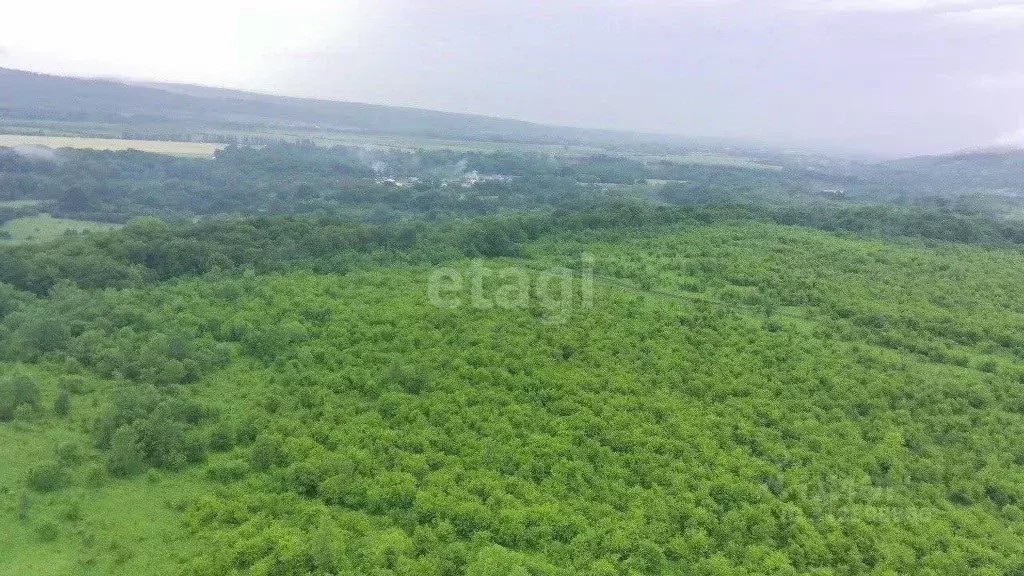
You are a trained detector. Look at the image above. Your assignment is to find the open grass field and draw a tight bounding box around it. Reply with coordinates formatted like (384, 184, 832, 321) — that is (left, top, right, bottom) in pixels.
(0, 134, 223, 158)
(0, 215, 122, 244)
(308, 130, 608, 155)
(0, 365, 215, 575)
(641, 153, 783, 170)
(0, 200, 42, 209)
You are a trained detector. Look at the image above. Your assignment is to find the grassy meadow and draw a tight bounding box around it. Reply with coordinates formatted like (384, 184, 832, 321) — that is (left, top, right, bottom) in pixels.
(0, 200, 43, 209)
(0, 215, 122, 244)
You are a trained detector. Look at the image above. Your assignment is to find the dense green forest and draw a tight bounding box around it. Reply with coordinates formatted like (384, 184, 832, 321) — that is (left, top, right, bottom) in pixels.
(3, 197, 1024, 574)
(6, 141, 1023, 228)
(3, 136, 1024, 575)
(0, 142, 834, 223)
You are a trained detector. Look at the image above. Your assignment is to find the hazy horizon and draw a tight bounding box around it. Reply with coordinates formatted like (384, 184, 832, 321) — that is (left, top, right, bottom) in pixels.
(3, 0, 1023, 156)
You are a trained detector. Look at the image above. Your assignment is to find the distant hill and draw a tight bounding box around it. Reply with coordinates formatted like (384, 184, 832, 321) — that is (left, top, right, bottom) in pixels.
(887, 149, 1024, 191)
(0, 67, 644, 146)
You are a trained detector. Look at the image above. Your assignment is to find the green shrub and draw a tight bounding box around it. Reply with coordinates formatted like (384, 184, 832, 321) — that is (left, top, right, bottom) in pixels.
(17, 492, 30, 522)
(26, 461, 64, 493)
(466, 545, 529, 576)
(206, 459, 249, 483)
(384, 362, 429, 394)
(60, 501, 82, 522)
(84, 464, 106, 487)
(58, 376, 87, 394)
(209, 422, 235, 452)
(285, 461, 321, 497)
(249, 434, 286, 471)
(139, 409, 186, 469)
(0, 374, 40, 421)
(13, 375, 40, 405)
(107, 426, 146, 477)
(0, 384, 15, 421)
(35, 520, 59, 542)
(183, 435, 208, 465)
(53, 387, 71, 416)
(12, 404, 34, 422)
(54, 442, 83, 465)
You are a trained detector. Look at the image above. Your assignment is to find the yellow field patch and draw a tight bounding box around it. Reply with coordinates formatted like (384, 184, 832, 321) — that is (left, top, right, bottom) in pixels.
(0, 134, 223, 158)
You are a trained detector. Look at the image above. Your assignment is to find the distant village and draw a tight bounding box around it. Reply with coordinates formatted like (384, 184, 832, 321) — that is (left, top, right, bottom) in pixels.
(374, 171, 515, 188)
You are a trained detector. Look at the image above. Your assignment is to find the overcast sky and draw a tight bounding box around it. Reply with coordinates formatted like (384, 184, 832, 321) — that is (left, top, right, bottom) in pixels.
(2, 0, 1023, 155)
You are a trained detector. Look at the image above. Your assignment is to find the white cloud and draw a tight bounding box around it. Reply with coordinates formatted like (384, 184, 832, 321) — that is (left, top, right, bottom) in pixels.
(935, 4, 1024, 24)
(787, 0, 1024, 13)
(996, 126, 1024, 147)
(969, 72, 1024, 88)
(0, 0, 377, 86)
(779, 0, 1024, 30)
(603, 0, 1022, 12)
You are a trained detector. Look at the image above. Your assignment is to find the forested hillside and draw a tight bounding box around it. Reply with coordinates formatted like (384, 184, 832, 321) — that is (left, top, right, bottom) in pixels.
(887, 150, 1024, 192)
(0, 68, 630, 145)
(0, 143, 822, 223)
(3, 204, 1024, 575)
(6, 141, 1022, 240)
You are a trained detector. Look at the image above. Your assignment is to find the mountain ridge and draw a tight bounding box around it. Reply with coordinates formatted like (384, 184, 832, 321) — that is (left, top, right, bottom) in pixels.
(0, 67, 658, 146)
